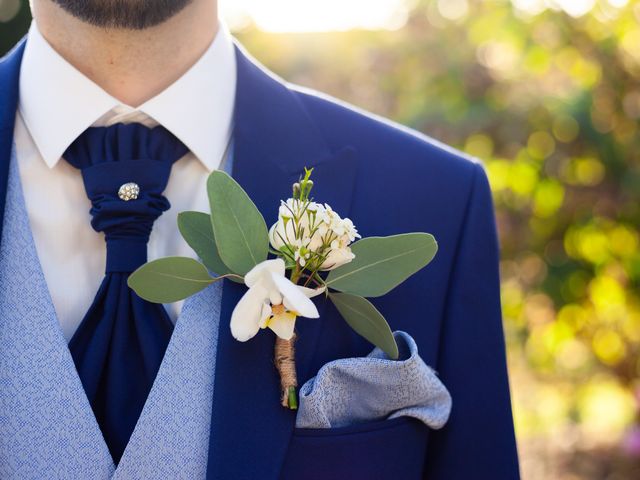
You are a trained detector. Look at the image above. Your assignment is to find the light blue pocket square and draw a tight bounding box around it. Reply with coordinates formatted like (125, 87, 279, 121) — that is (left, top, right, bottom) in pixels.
(296, 331, 452, 429)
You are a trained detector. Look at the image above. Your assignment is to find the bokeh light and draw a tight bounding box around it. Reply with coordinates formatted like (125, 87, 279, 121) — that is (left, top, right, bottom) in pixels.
(220, 0, 415, 32)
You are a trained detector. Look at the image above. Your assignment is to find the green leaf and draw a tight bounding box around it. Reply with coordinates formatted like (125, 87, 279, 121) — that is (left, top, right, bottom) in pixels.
(128, 257, 215, 303)
(178, 211, 232, 276)
(207, 171, 269, 276)
(326, 233, 438, 297)
(329, 292, 398, 359)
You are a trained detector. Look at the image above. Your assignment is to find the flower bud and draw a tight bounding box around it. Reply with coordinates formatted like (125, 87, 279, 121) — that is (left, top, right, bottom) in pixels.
(292, 182, 301, 199)
(301, 179, 314, 200)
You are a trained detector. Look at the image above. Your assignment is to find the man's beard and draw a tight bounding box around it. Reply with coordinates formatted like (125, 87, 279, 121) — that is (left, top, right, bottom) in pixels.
(51, 0, 194, 29)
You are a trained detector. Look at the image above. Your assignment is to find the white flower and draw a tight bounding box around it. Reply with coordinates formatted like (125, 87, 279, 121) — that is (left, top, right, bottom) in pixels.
(269, 199, 325, 251)
(341, 217, 360, 242)
(230, 259, 324, 342)
(269, 198, 360, 271)
(316, 204, 360, 270)
(320, 245, 356, 270)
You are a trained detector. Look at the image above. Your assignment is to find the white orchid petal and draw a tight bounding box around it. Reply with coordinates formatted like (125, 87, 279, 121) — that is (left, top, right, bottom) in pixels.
(267, 312, 297, 340)
(298, 285, 326, 298)
(271, 273, 319, 318)
(269, 289, 283, 306)
(244, 258, 286, 288)
(230, 283, 270, 342)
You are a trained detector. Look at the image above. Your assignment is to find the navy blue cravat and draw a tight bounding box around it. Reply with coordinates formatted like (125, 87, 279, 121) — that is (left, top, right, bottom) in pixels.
(63, 123, 189, 464)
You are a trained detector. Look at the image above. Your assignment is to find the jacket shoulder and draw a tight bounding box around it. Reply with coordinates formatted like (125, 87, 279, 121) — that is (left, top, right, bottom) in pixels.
(291, 85, 482, 183)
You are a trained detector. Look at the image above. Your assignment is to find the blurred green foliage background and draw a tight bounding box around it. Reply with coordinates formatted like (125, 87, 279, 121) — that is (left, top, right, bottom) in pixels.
(2, 0, 640, 478)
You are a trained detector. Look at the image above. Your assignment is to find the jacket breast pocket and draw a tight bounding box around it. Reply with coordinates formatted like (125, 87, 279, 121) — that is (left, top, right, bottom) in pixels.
(280, 417, 429, 480)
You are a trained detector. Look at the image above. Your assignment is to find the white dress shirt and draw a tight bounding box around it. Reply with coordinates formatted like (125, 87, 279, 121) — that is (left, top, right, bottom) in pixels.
(15, 21, 237, 340)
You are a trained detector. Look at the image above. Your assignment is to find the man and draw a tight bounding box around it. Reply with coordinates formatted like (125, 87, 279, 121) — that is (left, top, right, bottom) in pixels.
(0, 0, 520, 478)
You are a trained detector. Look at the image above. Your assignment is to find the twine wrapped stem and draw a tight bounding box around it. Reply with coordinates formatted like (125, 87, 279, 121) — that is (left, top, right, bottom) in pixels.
(275, 333, 298, 409)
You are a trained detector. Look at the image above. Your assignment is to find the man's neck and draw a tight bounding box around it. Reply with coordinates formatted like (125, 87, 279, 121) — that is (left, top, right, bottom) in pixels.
(33, 0, 219, 107)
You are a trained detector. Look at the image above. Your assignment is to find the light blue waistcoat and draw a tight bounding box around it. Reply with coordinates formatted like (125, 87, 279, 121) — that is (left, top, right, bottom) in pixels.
(0, 145, 224, 479)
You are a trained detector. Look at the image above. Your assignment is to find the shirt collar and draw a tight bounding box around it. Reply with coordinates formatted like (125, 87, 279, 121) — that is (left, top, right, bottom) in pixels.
(19, 20, 236, 171)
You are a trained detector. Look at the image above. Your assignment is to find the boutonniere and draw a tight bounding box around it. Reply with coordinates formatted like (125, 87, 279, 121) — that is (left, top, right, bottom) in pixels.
(129, 168, 437, 409)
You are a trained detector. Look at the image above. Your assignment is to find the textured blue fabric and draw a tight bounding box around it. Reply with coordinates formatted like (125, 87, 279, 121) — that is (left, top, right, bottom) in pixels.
(296, 331, 452, 429)
(0, 144, 223, 479)
(62, 124, 189, 464)
(112, 280, 222, 479)
(0, 138, 114, 480)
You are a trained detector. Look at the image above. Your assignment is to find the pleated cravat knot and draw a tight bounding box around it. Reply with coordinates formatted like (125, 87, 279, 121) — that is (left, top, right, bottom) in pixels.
(63, 123, 188, 464)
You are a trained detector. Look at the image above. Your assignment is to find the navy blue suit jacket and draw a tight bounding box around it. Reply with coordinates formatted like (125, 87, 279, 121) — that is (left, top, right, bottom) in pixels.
(0, 38, 519, 479)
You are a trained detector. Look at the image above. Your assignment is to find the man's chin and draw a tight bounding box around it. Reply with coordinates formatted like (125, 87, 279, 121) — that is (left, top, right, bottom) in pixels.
(50, 0, 194, 30)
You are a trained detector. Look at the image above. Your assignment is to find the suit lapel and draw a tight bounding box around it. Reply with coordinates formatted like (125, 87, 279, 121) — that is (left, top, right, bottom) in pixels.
(206, 44, 358, 479)
(0, 38, 25, 252)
